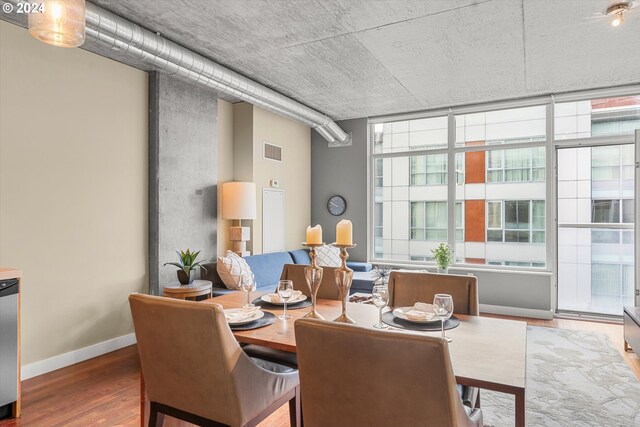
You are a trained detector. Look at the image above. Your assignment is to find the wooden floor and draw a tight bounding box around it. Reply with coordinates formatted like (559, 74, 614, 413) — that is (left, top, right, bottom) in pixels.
(1, 315, 638, 427)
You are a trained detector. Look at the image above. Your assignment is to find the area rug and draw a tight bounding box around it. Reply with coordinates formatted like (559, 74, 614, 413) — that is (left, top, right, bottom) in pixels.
(481, 326, 640, 426)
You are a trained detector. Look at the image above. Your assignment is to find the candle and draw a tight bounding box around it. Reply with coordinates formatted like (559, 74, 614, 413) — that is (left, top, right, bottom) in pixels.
(306, 224, 323, 244)
(335, 220, 353, 245)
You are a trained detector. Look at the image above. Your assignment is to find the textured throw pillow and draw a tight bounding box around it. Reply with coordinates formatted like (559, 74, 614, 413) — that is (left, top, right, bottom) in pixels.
(315, 245, 341, 268)
(217, 250, 254, 290)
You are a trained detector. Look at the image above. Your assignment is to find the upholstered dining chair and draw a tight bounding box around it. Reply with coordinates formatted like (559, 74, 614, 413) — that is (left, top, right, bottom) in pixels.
(129, 294, 301, 427)
(295, 319, 483, 427)
(387, 270, 480, 408)
(388, 271, 479, 316)
(279, 263, 341, 300)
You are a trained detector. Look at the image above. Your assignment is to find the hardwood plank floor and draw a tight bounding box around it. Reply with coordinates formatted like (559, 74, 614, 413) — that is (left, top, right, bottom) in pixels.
(1, 315, 638, 427)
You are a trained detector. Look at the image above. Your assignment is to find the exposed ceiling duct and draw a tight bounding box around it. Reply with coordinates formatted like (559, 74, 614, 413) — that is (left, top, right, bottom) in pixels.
(1, 0, 350, 145)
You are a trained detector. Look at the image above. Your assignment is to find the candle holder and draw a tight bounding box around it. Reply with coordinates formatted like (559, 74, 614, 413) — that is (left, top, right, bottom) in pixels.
(331, 243, 357, 324)
(302, 243, 325, 319)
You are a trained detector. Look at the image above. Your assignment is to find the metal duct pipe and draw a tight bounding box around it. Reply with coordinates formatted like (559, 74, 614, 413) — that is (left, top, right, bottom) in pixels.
(81, 2, 349, 144)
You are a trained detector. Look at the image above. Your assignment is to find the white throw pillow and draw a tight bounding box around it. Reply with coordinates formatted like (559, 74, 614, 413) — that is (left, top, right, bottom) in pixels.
(315, 245, 341, 268)
(217, 250, 254, 290)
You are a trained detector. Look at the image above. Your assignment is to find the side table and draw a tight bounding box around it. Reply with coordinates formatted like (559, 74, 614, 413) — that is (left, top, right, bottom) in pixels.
(163, 280, 212, 301)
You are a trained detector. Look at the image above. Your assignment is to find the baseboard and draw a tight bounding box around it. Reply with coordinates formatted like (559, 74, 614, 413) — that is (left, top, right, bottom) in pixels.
(21, 333, 137, 380)
(480, 304, 554, 320)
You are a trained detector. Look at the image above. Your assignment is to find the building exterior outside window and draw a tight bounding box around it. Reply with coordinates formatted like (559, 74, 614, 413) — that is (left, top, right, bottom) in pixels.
(372, 93, 640, 315)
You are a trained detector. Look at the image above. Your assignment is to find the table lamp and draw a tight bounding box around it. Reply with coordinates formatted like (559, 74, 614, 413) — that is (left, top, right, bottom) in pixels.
(221, 182, 257, 256)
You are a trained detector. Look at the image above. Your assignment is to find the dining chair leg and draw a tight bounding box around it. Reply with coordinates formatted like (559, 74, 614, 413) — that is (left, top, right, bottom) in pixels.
(289, 386, 301, 427)
(476, 390, 481, 408)
(148, 402, 165, 427)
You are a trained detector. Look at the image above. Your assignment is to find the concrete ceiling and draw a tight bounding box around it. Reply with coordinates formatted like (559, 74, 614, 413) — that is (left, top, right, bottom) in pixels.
(55, 1, 640, 119)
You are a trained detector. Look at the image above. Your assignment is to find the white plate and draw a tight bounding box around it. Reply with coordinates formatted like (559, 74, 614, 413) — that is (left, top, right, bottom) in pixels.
(393, 306, 439, 324)
(225, 308, 265, 325)
(260, 293, 308, 305)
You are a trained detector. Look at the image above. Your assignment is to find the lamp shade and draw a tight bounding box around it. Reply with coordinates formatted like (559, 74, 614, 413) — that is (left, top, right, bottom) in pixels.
(221, 182, 256, 220)
(28, 0, 86, 48)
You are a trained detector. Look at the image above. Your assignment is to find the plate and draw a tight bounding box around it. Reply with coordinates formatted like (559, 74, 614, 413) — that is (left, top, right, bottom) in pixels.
(225, 308, 265, 325)
(260, 293, 308, 305)
(392, 306, 439, 324)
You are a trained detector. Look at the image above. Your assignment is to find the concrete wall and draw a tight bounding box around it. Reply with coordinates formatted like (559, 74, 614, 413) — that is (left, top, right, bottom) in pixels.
(311, 118, 369, 260)
(0, 21, 148, 365)
(149, 73, 218, 292)
(216, 100, 234, 256)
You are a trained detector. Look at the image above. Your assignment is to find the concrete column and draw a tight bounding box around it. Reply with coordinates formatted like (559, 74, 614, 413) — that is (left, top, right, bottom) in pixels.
(149, 72, 218, 293)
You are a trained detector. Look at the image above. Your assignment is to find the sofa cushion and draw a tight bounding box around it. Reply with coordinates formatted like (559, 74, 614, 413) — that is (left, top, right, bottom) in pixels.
(216, 250, 254, 290)
(288, 249, 311, 265)
(244, 252, 294, 291)
(347, 262, 373, 272)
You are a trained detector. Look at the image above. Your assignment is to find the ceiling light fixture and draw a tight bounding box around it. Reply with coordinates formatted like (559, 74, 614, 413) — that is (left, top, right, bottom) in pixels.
(28, 0, 86, 48)
(606, 1, 630, 26)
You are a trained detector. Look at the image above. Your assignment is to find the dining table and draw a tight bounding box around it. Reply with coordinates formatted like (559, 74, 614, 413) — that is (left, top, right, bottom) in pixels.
(205, 291, 528, 427)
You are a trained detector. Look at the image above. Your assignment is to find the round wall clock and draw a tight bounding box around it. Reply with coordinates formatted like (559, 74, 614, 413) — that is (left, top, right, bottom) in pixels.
(327, 195, 347, 216)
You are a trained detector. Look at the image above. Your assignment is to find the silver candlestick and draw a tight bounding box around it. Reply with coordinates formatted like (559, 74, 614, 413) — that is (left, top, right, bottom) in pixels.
(332, 243, 357, 324)
(303, 242, 325, 319)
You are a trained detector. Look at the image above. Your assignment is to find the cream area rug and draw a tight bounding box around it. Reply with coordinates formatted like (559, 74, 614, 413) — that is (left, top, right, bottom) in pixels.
(481, 326, 640, 426)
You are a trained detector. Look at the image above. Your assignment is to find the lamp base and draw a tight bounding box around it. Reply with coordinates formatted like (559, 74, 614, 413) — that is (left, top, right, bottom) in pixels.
(230, 226, 251, 257)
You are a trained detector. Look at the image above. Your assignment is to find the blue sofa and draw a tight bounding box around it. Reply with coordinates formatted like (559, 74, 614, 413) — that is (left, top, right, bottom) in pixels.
(202, 249, 373, 297)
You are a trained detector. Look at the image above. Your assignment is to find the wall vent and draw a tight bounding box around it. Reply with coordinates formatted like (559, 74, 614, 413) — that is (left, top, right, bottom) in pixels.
(263, 142, 283, 162)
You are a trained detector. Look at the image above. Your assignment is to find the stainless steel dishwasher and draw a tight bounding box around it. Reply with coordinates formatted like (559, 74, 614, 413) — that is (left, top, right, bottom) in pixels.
(0, 278, 19, 419)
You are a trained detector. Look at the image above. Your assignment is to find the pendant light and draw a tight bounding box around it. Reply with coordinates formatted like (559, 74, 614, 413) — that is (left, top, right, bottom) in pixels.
(28, 0, 86, 48)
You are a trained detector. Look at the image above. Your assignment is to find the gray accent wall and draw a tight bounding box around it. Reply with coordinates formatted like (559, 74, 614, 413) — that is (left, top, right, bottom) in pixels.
(149, 72, 218, 293)
(311, 118, 369, 261)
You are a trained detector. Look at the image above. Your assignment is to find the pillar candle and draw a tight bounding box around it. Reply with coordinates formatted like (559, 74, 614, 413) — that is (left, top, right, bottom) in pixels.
(306, 225, 323, 244)
(335, 219, 353, 245)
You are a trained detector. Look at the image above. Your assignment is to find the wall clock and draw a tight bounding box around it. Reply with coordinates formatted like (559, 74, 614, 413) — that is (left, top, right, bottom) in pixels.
(327, 195, 347, 216)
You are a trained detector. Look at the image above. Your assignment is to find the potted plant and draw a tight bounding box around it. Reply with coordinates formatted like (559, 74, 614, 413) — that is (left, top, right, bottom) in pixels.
(431, 243, 453, 274)
(164, 249, 207, 285)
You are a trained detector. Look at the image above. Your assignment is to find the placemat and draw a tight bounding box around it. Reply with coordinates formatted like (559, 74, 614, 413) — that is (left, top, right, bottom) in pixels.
(230, 311, 276, 331)
(381, 312, 460, 331)
(251, 297, 312, 310)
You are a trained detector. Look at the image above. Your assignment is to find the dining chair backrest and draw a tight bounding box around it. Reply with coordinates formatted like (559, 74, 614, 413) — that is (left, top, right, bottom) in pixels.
(129, 293, 298, 426)
(388, 271, 479, 315)
(280, 264, 341, 300)
(295, 319, 482, 427)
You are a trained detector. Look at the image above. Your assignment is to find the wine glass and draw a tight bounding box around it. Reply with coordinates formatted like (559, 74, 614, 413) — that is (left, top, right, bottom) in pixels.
(278, 280, 294, 320)
(433, 294, 454, 342)
(372, 285, 389, 329)
(240, 273, 256, 308)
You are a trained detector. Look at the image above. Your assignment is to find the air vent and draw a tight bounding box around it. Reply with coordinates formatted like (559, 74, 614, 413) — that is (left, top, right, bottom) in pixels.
(263, 142, 282, 162)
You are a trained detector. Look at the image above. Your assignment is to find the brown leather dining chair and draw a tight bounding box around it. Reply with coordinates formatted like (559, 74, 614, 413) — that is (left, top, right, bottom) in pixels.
(295, 319, 483, 427)
(388, 271, 479, 316)
(280, 263, 341, 300)
(129, 293, 301, 427)
(387, 270, 480, 408)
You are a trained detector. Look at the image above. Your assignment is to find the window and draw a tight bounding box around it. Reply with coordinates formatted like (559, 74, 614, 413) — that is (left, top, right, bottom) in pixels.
(555, 96, 640, 140)
(411, 201, 447, 241)
(486, 147, 545, 183)
(374, 203, 383, 238)
(486, 200, 545, 243)
(410, 154, 447, 185)
(592, 199, 634, 223)
(487, 201, 502, 242)
(455, 153, 465, 184)
(456, 105, 546, 147)
(455, 202, 464, 242)
(374, 116, 448, 154)
(374, 158, 383, 188)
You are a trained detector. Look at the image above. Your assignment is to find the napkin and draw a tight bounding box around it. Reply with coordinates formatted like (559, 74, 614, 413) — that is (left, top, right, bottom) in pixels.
(403, 303, 436, 321)
(266, 290, 302, 303)
(225, 307, 259, 322)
